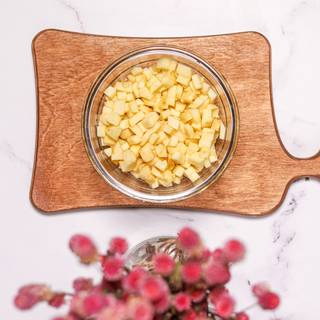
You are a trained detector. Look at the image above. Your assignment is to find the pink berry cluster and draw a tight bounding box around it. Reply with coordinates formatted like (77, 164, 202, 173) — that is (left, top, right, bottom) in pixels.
(14, 228, 280, 319)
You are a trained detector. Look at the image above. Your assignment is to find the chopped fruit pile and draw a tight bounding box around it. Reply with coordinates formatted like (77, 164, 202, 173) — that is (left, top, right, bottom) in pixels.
(97, 58, 225, 188)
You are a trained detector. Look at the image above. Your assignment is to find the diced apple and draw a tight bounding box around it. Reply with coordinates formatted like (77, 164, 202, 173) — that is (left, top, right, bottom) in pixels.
(155, 144, 167, 158)
(106, 126, 122, 141)
(191, 74, 202, 90)
(199, 131, 214, 149)
(184, 166, 200, 182)
(129, 112, 145, 126)
(103, 148, 112, 157)
(119, 149, 137, 172)
(97, 125, 105, 137)
(202, 109, 213, 128)
(139, 143, 154, 162)
(156, 58, 172, 70)
(219, 122, 226, 140)
(168, 116, 180, 130)
(176, 63, 192, 78)
(127, 135, 142, 145)
(208, 89, 217, 102)
(111, 143, 124, 161)
(104, 86, 116, 98)
(154, 159, 167, 171)
(166, 86, 177, 106)
(113, 100, 126, 115)
(142, 112, 159, 129)
(102, 112, 121, 126)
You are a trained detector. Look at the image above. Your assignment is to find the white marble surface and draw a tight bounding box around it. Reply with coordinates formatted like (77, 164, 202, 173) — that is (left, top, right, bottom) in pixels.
(0, 0, 319, 319)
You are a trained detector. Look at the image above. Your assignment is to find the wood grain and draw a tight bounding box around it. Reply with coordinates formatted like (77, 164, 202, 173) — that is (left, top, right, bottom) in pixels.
(31, 29, 320, 215)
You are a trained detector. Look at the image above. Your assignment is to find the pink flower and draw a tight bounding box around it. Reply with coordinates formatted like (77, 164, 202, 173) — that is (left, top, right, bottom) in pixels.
(203, 261, 230, 285)
(209, 286, 229, 305)
(252, 282, 269, 297)
(109, 237, 128, 255)
(153, 292, 170, 314)
(183, 311, 211, 320)
(258, 291, 280, 310)
(97, 304, 127, 320)
(173, 293, 191, 312)
(122, 267, 147, 293)
(141, 276, 168, 302)
(69, 235, 97, 264)
(128, 298, 154, 320)
(102, 256, 124, 281)
(201, 248, 211, 262)
(153, 253, 175, 276)
(177, 227, 201, 251)
(72, 277, 93, 292)
(182, 310, 197, 320)
(181, 261, 201, 284)
(83, 293, 111, 316)
(189, 289, 206, 303)
(212, 248, 227, 264)
(236, 312, 250, 320)
(48, 293, 65, 308)
(215, 294, 235, 318)
(252, 283, 280, 309)
(223, 239, 245, 262)
(14, 293, 39, 310)
(14, 284, 50, 310)
(70, 293, 86, 317)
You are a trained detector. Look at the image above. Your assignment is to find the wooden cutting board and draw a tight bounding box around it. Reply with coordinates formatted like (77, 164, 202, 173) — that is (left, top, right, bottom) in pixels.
(31, 29, 320, 215)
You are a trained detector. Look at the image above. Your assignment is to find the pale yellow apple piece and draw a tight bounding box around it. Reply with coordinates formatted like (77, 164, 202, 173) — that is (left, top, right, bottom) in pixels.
(184, 166, 200, 182)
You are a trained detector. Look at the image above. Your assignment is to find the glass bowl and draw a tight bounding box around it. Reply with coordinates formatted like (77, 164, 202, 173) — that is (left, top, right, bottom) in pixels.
(82, 47, 239, 203)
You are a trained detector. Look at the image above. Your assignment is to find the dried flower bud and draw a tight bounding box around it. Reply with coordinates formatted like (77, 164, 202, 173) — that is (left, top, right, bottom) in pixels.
(153, 253, 175, 276)
(141, 276, 168, 302)
(173, 292, 191, 312)
(203, 260, 230, 286)
(211, 248, 227, 264)
(83, 293, 112, 316)
(102, 256, 124, 281)
(209, 286, 229, 305)
(236, 312, 250, 320)
(153, 292, 170, 314)
(258, 291, 280, 310)
(252, 282, 269, 297)
(182, 310, 197, 320)
(70, 293, 86, 317)
(223, 239, 245, 262)
(215, 293, 235, 318)
(48, 293, 65, 308)
(200, 248, 211, 262)
(14, 284, 51, 310)
(72, 277, 93, 292)
(109, 237, 128, 255)
(181, 261, 201, 284)
(189, 289, 206, 303)
(177, 227, 201, 251)
(128, 297, 154, 320)
(97, 303, 127, 320)
(122, 267, 147, 293)
(69, 235, 98, 264)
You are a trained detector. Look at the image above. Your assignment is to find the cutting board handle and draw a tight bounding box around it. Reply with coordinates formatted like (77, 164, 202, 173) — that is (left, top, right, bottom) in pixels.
(290, 151, 320, 179)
